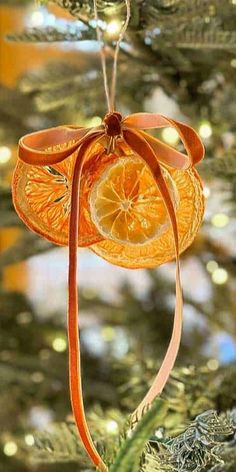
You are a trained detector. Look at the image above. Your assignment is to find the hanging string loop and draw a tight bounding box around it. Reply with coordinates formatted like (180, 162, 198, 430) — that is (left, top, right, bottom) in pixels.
(93, 0, 131, 112)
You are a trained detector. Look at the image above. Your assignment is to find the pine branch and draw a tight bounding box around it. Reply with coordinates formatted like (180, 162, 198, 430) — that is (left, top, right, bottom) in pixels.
(33, 422, 89, 464)
(7, 25, 95, 43)
(199, 154, 236, 179)
(109, 398, 168, 472)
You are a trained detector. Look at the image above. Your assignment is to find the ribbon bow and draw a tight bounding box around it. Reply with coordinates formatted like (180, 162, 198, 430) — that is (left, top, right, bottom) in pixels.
(15, 112, 204, 472)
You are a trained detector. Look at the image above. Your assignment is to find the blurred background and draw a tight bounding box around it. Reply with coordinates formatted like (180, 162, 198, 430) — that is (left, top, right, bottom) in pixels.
(0, 1, 236, 471)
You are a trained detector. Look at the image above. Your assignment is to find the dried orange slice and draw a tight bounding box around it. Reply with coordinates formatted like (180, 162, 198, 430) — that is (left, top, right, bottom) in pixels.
(90, 166, 205, 269)
(12, 145, 112, 248)
(90, 156, 178, 245)
(13, 141, 204, 269)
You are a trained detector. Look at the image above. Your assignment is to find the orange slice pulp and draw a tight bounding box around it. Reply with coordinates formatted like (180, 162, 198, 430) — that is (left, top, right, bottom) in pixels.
(90, 156, 178, 245)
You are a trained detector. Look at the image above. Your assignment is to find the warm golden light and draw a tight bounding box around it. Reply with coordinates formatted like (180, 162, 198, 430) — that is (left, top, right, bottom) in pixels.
(0, 146, 12, 164)
(52, 337, 67, 352)
(199, 122, 212, 139)
(212, 268, 228, 285)
(3, 441, 18, 457)
(24, 434, 35, 447)
(106, 420, 119, 434)
(206, 260, 218, 273)
(211, 213, 229, 228)
(106, 20, 122, 36)
(162, 127, 179, 145)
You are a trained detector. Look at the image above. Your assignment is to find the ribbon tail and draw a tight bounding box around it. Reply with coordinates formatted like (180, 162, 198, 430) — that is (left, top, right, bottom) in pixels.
(68, 135, 108, 472)
(123, 129, 183, 422)
(123, 112, 205, 166)
(19, 126, 103, 166)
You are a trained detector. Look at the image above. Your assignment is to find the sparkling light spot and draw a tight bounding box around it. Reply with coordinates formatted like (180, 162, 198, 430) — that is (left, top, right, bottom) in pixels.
(203, 186, 211, 198)
(106, 20, 122, 36)
(0, 146, 12, 164)
(52, 337, 67, 352)
(211, 213, 229, 228)
(207, 359, 219, 371)
(24, 434, 35, 447)
(212, 268, 228, 285)
(30, 10, 45, 27)
(3, 441, 18, 457)
(199, 122, 212, 139)
(106, 420, 119, 434)
(155, 429, 164, 439)
(161, 127, 180, 145)
(206, 260, 218, 273)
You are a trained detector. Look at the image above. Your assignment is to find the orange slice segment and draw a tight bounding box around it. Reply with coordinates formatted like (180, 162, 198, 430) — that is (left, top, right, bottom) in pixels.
(90, 167, 205, 269)
(90, 156, 178, 245)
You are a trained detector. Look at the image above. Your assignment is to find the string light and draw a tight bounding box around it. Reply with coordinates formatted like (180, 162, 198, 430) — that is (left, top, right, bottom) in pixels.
(161, 127, 180, 145)
(206, 260, 218, 273)
(52, 337, 67, 352)
(212, 268, 228, 285)
(0, 146, 12, 164)
(3, 441, 18, 457)
(211, 213, 229, 228)
(199, 122, 212, 139)
(106, 20, 122, 36)
(24, 434, 35, 447)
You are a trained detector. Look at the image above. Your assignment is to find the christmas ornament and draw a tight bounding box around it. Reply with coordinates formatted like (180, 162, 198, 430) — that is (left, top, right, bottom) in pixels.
(12, 1, 205, 471)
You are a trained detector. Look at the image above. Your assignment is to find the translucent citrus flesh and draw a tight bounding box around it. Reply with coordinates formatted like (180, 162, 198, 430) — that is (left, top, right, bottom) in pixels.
(90, 156, 178, 245)
(13, 141, 205, 269)
(91, 167, 205, 269)
(12, 144, 113, 247)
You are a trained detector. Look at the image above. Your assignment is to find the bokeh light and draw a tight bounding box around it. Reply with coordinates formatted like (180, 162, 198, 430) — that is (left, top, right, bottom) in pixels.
(106, 20, 122, 36)
(199, 122, 212, 139)
(0, 146, 12, 164)
(52, 337, 67, 352)
(212, 268, 228, 285)
(3, 441, 18, 457)
(161, 127, 179, 145)
(24, 434, 35, 447)
(211, 213, 229, 228)
(206, 260, 218, 273)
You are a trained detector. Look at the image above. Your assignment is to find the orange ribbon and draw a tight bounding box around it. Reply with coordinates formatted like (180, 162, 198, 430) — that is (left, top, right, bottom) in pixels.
(16, 112, 204, 471)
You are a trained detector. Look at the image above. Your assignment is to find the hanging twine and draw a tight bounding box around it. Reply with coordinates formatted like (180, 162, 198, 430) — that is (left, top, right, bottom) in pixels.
(93, 0, 131, 111)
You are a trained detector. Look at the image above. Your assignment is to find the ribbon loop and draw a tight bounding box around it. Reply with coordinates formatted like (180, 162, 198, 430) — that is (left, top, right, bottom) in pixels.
(123, 112, 205, 168)
(18, 126, 103, 166)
